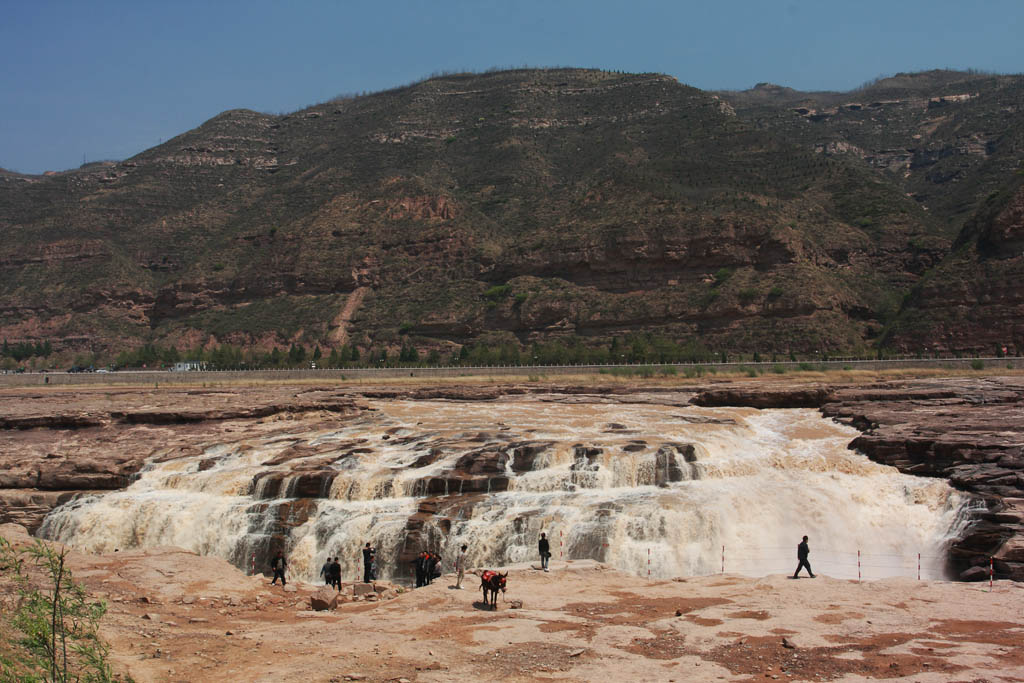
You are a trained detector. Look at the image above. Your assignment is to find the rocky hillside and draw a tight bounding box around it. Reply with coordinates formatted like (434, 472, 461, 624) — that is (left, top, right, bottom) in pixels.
(1, 68, 1022, 358)
(719, 70, 1024, 355)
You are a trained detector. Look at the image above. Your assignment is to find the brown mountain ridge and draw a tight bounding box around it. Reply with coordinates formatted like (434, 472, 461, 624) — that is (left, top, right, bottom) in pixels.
(1, 67, 1022, 360)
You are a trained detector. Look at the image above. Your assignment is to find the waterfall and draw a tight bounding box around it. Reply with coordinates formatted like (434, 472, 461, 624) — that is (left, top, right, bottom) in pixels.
(38, 399, 971, 584)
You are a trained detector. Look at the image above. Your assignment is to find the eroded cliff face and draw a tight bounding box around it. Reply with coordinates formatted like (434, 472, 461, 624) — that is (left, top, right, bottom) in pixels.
(885, 183, 1024, 353)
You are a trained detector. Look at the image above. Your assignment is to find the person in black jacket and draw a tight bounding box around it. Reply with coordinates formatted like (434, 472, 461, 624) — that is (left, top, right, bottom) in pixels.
(539, 532, 551, 572)
(412, 551, 427, 588)
(362, 543, 375, 583)
(270, 551, 287, 586)
(330, 556, 342, 589)
(424, 552, 438, 585)
(793, 535, 815, 578)
(320, 557, 333, 585)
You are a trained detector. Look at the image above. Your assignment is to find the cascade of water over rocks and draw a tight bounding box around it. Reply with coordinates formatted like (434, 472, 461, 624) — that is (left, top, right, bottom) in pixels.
(39, 397, 972, 584)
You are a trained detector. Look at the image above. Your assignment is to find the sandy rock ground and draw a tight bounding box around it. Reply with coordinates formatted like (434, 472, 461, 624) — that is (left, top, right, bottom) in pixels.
(3, 524, 1023, 683)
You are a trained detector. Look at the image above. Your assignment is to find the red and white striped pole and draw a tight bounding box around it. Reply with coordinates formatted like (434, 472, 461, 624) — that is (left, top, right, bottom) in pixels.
(647, 548, 651, 580)
(990, 556, 994, 591)
(721, 545, 725, 574)
(917, 553, 921, 581)
(560, 530, 563, 560)
(857, 550, 861, 582)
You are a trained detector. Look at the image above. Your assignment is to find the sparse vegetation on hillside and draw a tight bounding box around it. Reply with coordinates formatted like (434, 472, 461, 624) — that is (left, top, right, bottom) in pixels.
(2, 68, 1022, 358)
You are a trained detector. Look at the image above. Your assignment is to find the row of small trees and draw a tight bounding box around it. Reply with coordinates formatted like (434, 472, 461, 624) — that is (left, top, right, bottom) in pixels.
(2, 339, 54, 362)
(105, 335, 781, 370)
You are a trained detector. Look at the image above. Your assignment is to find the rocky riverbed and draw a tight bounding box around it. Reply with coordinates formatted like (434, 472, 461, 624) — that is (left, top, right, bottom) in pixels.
(1, 377, 1022, 582)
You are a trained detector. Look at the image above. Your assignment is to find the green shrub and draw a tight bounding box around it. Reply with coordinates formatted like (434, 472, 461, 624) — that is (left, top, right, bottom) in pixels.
(684, 365, 706, 378)
(970, 359, 985, 371)
(0, 536, 117, 682)
(713, 267, 734, 286)
(772, 364, 787, 374)
(483, 285, 510, 300)
(738, 288, 758, 305)
(798, 362, 813, 371)
(697, 290, 719, 308)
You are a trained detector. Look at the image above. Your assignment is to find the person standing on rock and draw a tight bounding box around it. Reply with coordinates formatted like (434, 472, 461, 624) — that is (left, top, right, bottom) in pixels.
(455, 544, 468, 589)
(539, 532, 551, 572)
(330, 556, 342, 590)
(793, 535, 815, 578)
(270, 551, 287, 586)
(362, 542, 375, 583)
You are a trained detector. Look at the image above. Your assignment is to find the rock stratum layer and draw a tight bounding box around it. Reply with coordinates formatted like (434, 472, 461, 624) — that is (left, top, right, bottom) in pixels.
(2, 377, 1023, 581)
(2, 68, 1023, 357)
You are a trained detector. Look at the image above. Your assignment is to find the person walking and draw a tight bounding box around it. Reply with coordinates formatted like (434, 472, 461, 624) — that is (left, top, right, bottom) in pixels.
(455, 544, 468, 589)
(539, 532, 550, 572)
(270, 551, 287, 586)
(362, 542, 375, 583)
(793, 535, 815, 578)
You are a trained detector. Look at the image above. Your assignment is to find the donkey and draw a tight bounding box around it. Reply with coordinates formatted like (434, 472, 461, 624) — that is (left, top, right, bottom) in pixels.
(479, 570, 507, 609)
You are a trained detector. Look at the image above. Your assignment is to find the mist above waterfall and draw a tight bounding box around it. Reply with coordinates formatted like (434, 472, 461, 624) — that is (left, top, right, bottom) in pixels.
(39, 396, 971, 583)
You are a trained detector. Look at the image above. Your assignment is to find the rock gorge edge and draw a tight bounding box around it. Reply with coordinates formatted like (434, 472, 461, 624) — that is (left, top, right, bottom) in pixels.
(1, 376, 1021, 581)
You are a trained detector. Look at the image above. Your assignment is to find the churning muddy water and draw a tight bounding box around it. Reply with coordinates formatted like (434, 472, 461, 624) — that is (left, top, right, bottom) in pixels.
(39, 396, 971, 583)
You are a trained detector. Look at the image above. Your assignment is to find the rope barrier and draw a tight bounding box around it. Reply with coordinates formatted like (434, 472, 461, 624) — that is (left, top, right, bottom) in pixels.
(672, 546, 960, 581)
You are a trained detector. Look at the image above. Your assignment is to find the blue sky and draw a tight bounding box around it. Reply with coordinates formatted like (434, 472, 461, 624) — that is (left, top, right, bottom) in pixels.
(2, 0, 1021, 174)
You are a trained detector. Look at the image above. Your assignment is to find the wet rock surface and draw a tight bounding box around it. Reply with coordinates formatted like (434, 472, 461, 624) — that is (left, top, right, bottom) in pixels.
(3, 378, 1024, 582)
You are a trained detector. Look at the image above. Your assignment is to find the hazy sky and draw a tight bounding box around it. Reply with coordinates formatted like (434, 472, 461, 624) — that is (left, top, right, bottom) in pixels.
(2, 0, 1021, 174)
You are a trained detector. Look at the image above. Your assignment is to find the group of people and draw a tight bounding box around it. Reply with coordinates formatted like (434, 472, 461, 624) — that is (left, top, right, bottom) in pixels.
(411, 549, 444, 587)
(316, 542, 377, 587)
(319, 555, 343, 588)
(272, 534, 816, 589)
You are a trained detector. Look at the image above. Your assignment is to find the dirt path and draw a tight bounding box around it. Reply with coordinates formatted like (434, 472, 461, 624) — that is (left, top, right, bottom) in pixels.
(328, 287, 370, 347)
(4, 524, 1023, 683)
